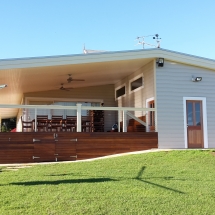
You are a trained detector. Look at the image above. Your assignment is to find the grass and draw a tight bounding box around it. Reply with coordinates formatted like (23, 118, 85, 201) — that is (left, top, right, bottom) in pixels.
(0, 150, 215, 215)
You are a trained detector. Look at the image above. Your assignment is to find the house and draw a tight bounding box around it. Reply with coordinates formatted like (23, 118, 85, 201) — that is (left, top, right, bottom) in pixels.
(0, 48, 215, 151)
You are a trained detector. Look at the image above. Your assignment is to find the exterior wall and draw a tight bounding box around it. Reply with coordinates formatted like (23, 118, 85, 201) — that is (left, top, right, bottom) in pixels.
(23, 84, 116, 132)
(115, 61, 155, 121)
(156, 60, 215, 148)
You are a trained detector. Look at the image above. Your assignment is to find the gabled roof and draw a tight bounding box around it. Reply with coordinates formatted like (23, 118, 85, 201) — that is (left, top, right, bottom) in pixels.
(0, 48, 215, 71)
(0, 48, 215, 118)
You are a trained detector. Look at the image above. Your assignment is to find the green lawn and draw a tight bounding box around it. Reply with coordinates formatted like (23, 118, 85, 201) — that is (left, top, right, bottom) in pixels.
(0, 150, 215, 215)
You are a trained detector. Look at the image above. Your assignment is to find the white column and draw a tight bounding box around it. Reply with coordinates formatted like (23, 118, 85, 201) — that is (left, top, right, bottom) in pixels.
(76, 103, 82, 132)
(34, 108, 37, 132)
(122, 110, 127, 132)
(118, 110, 121, 132)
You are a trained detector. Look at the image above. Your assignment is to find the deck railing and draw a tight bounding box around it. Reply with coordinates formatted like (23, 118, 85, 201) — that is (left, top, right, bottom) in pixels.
(0, 104, 157, 132)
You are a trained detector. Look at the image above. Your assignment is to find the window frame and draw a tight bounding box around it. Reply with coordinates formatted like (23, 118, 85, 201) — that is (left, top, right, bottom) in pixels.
(129, 74, 144, 93)
(115, 84, 126, 100)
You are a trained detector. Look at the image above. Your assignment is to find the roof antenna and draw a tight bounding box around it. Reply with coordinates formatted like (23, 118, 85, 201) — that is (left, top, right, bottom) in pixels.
(83, 43, 87, 54)
(135, 34, 161, 49)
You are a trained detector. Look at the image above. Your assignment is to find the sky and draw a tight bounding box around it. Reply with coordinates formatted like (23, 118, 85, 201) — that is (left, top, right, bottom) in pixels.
(0, 0, 215, 60)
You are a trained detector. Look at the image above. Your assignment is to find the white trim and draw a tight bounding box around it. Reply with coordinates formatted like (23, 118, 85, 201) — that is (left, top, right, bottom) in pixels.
(1, 49, 215, 71)
(25, 96, 103, 105)
(183, 97, 208, 148)
(115, 84, 126, 100)
(0, 104, 156, 111)
(146, 97, 155, 132)
(122, 110, 127, 132)
(153, 59, 157, 132)
(129, 73, 144, 94)
(76, 103, 82, 132)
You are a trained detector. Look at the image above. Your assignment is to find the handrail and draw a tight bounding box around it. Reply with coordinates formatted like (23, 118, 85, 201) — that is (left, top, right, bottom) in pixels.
(0, 103, 156, 132)
(0, 104, 156, 112)
(126, 112, 147, 126)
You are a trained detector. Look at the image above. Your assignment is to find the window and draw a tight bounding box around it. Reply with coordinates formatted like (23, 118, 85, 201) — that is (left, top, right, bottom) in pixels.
(116, 86, 125, 99)
(130, 77, 143, 92)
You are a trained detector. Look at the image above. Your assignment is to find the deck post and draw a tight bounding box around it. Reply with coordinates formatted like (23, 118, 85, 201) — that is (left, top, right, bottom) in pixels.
(122, 110, 127, 132)
(76, 103, 82, 132)
(34, 108, 37, 132)
(118, 110, 121, 132)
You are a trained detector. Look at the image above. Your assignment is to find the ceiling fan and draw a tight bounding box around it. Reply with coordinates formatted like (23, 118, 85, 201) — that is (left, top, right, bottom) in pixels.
(59, 83, 73, 91)
(67, 74, 85, 83)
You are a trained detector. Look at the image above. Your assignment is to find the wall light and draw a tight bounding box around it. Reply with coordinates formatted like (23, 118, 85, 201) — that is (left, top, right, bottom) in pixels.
(0, 84, 7, 89)
(192, 77, 202, 82)
(156, 58, 164, 67)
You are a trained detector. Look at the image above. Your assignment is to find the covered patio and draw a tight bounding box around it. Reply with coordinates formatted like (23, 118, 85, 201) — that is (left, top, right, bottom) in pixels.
(0, 103, 158, 163)
(0, 49, 159, 163)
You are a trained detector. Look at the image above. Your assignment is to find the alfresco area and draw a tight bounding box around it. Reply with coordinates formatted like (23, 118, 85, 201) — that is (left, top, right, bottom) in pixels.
(0, 104, 158, 164)
(1, 48, 215, 165)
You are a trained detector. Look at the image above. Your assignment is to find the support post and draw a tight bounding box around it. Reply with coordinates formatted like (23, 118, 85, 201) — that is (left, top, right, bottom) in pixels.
(122, 110, 127, 132)
(118, 110, 121, 132)
(34, 108, 37, 132)
(76, 103, 82, 132)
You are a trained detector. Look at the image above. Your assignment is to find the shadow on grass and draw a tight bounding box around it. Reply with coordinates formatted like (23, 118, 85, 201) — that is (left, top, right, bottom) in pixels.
(135, 166, 185, 194)
(45, 173, 87, 177)
(10, 178, 117, 186)
(142, 176, 185, 181)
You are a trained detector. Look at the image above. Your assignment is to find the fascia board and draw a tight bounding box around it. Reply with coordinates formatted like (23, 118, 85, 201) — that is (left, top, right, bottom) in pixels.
(0, 49, 157, 70)
(156, 49, 215, 71)
(0, 48, 215, 71)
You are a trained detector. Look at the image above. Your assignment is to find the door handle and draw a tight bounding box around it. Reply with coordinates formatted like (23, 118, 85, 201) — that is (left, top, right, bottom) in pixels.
(33, 156, 40, 159)
(70, 155, 77, 158)
(33, 138, 41, 142)
(70, 138, 77, 142)
(53, 133, 58, 139)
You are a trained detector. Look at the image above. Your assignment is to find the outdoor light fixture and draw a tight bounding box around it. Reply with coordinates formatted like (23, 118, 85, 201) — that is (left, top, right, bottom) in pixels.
(192, 77, 202, 82)
(0, 84, 7, 89)
(156, 58, 164, 67)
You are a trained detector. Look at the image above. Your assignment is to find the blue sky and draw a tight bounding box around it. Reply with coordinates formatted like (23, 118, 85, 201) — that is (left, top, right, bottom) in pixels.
(0, 0, 215, 59)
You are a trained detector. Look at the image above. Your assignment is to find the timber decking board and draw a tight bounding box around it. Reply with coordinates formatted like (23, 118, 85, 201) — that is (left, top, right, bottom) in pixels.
(0, 132, 158, 163)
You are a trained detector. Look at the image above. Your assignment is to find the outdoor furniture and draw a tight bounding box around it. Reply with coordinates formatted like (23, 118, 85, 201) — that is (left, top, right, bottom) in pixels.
(21, 116, 33, 132)
(82, 116, 93, 132)
(64, 115, 77, 132)
(49, 115, 63, 132)
(36, 115, 49, 132)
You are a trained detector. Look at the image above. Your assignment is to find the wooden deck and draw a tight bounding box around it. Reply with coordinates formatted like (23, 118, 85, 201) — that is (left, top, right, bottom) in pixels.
(0, 132, 158, 164)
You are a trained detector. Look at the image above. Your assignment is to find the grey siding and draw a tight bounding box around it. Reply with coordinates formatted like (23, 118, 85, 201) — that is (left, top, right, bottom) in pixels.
(156, 61, 215, 148)
(23, 84, 116, 131)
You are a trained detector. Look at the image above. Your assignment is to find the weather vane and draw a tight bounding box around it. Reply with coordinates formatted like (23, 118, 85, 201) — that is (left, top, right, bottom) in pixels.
(135, 34, 161, 49)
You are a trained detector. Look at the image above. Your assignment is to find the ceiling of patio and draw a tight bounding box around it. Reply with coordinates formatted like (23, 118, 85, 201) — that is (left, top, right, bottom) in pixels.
(0, 57, 152, 118)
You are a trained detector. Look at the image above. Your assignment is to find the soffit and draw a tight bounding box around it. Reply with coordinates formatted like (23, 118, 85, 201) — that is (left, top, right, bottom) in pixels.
(1, 48, 215, 118)
(0, 57, 152, 106)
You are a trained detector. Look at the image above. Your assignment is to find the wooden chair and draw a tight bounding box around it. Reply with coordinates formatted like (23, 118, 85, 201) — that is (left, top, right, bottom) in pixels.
(36, 115, 49, 132)
(82, 116, 93, 132)
(21, 116, 33, 132)
(65, 116, 77, 132)
(50, 115, 63, 132)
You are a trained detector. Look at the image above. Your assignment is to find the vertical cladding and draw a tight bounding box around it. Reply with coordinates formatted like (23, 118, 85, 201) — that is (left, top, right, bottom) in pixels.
(156, 61, 215, 148)
(23, 84, 116, 131)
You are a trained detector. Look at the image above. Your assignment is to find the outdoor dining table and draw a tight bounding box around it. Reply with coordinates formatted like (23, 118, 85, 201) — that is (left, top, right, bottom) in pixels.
(31, 116, 94, 132)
